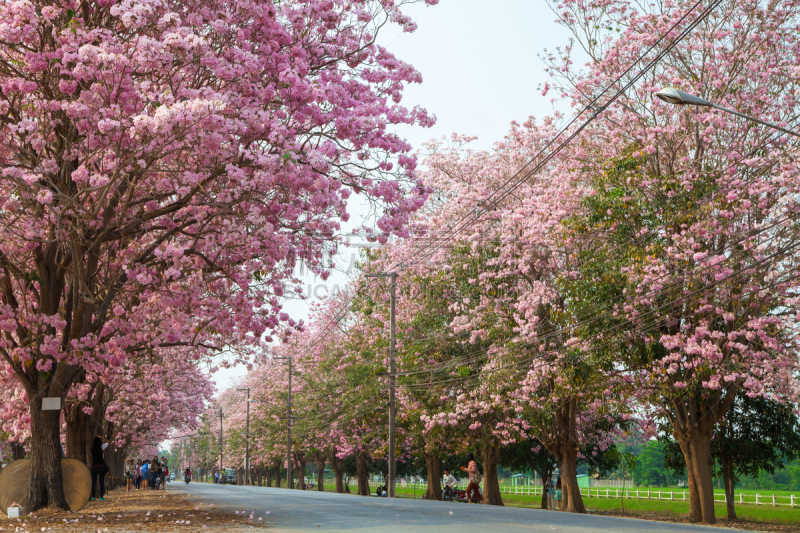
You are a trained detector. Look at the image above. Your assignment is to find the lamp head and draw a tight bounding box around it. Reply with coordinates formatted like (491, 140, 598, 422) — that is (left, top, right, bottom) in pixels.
(655, 88, 712, 107)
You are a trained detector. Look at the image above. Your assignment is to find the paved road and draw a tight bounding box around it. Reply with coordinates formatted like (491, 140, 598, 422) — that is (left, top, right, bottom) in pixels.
(170, 482, 755, 532)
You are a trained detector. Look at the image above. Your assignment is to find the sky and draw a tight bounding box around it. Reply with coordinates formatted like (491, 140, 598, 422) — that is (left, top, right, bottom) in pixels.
(208, 0, 579, 392)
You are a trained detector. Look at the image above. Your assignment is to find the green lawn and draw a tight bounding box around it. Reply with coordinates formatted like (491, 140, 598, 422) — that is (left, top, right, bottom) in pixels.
(316, 481, 800, 526)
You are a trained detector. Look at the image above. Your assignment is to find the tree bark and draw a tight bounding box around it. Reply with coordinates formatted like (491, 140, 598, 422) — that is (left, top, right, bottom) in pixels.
(65, 404, 88, 463)
(331, 454, 345, 493)
(539, 396, 585, 513)
(274, 464, 281, 488)
(356, 451, 370, 496)
(721, 456, 736, 519)
(106, 446, 125, 491)
(27, 398, 68, 511)
(314, 452, 326, 491)
(676, 423, 716, 524)
(671, 391, 731, 525)
(422, 453, 442, 501)
(293, 453, 306, 490)
(556, 444, 584, 513)
(535, 465, 554, 510)
(481, 442, 503, 506)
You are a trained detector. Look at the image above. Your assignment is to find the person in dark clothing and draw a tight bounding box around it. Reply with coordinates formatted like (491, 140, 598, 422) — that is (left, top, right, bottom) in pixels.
(90, 436, 110, 501)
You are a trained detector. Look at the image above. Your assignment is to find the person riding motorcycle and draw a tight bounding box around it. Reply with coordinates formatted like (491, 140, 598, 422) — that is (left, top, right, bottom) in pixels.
(442, 469, 458, 501)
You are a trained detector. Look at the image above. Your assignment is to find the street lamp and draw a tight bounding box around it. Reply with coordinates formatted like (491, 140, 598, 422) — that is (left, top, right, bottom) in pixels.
(654, 88, 800, 138)
(236, 388, 250, 486)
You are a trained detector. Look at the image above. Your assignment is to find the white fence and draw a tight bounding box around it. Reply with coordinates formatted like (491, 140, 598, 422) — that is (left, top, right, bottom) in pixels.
(380, 481, 800, 508)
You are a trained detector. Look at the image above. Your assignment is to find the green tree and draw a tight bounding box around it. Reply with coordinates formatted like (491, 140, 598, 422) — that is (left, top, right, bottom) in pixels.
(662, 395, 800, 519)
(633, 441, 669, 487)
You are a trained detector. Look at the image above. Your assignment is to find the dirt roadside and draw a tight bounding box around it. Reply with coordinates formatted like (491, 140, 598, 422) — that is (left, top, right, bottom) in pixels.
(0, 485, 268, 532)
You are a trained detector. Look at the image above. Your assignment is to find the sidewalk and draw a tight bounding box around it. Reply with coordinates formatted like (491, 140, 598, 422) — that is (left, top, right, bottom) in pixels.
(0, 485, 267, 532)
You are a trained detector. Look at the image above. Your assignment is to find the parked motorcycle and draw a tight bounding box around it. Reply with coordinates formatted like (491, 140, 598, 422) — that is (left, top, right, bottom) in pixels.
(443, 487, 470, 503)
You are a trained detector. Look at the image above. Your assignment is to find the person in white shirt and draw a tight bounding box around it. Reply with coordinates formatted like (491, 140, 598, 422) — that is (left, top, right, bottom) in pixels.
(442, 469, 458, 501)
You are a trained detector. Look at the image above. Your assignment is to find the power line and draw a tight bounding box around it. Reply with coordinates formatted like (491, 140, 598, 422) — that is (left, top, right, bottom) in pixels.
(261, 0, 725, 370)
(392, 0, 726, 275)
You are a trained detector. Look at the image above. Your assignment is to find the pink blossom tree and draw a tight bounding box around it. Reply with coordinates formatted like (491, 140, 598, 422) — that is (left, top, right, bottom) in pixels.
(0, 0, 437, 510)
(543, 0, 800, 522)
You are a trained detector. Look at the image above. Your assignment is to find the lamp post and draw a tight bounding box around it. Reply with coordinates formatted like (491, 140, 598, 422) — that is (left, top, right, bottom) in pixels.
(236, 388, 251, 485)
(654, 88, 800, 138)
(365, 272, 397, 498)
(273, 356, 293, 489)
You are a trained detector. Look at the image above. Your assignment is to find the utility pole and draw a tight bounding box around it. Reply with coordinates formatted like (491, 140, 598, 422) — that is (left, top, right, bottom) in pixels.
(288, 356, 292, 489)
(366, 271, 397, 498)
(273, 356, 293, 489)
(218, 407, 224, 479)
(236, 388, 251, 485)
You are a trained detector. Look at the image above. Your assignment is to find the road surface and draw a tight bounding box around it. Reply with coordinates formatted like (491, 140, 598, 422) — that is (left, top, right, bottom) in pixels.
(169, 482, 754, 532)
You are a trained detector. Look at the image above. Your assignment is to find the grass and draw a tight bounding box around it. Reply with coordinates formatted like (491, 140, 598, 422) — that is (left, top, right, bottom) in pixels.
(316, 481, 800, 526)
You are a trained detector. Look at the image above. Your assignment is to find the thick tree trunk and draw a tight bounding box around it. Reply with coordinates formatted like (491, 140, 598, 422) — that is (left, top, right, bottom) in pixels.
(331, 454, 345, 493)
(557, 444, 584, 513)
(27, 398, 68, 511)
(676, 425, 716, 524)
(539, 396, 585, 513)
(106, 446, 125, 491)
(297, 457, 306, 490)
(274, 465, 281, 488)
(721, 457, 736, 519)
(65, 404, 88, 463)
(423, 453, 442, 501)
(314, 452, 326, 491)
(85, 383, 106, 466)
(535, 465, 554, 510)
(356, 451, 370, 496)
(481, 442, 503, 506)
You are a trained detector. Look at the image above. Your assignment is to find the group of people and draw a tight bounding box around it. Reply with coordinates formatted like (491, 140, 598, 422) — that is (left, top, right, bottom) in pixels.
(545, 475, 563, 510)
(438, 454, 563, 509)
(442, 452, 483, 503)
(79, 435, 172, 503)
(124, 455, 169, 492)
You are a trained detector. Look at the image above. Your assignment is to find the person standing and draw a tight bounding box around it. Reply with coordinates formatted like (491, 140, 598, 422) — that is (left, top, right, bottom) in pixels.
(214, 471, 219, 484)
(460, 453, 483, 504)
(160, 456, 168, 489)
(152, 456, 161, 489)
(125, 458, 135, 492)
(442, 469, 457, 501)
(545, 475, 555, 510)
(135, 459, 142, 490)
(141, 460, 150, 490)
(90, 436, 110, 501)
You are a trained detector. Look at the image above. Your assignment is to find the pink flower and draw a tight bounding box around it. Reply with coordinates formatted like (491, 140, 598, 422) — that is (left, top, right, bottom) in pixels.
(36, 189, 53, 204)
